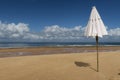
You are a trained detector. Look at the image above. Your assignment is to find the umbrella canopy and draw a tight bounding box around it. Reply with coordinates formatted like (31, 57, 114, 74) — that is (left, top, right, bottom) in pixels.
(85, 6, 108, 38)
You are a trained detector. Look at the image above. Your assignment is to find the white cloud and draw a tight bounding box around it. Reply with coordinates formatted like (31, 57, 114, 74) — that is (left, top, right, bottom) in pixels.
(108, 28, 120, 36)
(23, 33, 40, 40)
(11, 34, 20, 38)
(0, 21, 29, 39)
(0, 21, 119, 42)
(44, 25, 82, 33)
(43, 25, 84, 39)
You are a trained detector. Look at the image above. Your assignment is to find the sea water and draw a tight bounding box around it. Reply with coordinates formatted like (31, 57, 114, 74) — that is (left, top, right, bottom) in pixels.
(0, 42, 119, 48)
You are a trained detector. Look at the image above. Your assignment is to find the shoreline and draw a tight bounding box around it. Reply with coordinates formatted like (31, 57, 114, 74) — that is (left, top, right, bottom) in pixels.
(0, 45, 120, 49)
(0, 46, 120, 58)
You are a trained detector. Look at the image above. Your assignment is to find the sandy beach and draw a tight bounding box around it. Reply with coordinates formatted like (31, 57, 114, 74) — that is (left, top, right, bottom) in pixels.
(0, 46, 120, 80)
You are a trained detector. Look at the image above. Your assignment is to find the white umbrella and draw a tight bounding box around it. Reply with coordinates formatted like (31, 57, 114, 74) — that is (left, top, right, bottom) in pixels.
(85, 6, 108, 72)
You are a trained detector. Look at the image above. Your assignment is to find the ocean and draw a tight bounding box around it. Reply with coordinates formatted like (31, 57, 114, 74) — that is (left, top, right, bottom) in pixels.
(0, 42, 120, 48)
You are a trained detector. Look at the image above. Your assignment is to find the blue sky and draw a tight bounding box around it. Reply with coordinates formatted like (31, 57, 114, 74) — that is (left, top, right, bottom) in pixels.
(0, 0, 119, 42)
(0, 0, 120, 31)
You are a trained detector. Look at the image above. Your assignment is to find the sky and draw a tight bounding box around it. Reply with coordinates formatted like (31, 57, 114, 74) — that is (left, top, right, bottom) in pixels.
(0, 0, 120, 42)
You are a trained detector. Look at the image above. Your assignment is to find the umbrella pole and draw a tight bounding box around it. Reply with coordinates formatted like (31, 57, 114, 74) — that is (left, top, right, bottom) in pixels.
(96, 36, 99, 72)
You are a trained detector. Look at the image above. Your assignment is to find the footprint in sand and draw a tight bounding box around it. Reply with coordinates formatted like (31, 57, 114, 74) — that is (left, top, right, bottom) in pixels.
(118, 69, 120, 75)
(109, 76, 114, 80)
(118, 73, 120, 75)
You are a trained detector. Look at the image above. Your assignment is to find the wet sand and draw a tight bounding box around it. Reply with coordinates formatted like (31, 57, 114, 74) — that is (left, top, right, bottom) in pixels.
(0, 46, 120, 58)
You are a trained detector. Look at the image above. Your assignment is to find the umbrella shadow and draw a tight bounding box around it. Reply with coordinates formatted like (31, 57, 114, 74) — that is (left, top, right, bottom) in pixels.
(74, 61, 97, 72)
(75, 61, 90, 67)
